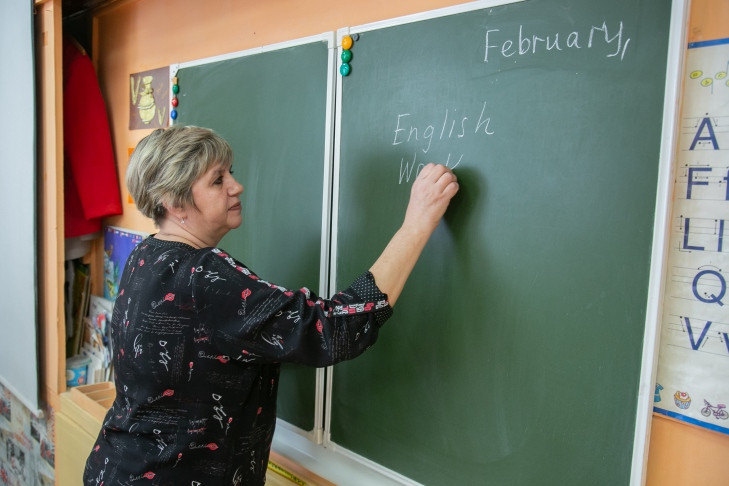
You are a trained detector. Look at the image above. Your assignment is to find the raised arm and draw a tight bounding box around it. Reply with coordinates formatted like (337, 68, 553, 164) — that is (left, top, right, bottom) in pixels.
(369, 163, 459, 306)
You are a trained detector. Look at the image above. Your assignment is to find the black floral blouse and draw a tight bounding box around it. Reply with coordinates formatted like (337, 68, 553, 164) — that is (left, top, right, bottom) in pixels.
(83, 236, 392, 485)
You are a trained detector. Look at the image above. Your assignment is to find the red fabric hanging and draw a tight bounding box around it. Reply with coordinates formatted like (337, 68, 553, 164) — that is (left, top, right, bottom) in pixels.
(63, 37, 122, 238)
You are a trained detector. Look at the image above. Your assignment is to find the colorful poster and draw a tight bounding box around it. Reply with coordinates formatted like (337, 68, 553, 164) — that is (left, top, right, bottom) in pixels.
(654, 38, 729, 434)
(103, 226, 147, 301)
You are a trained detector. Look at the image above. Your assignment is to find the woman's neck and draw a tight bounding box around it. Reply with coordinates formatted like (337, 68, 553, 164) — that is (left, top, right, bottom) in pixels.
(154, 232, 203, 249)
(155, 219, 212, 249)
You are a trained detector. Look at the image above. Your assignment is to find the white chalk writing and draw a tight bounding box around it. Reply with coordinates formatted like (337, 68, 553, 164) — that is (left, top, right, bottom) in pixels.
(484, 21, 631, 62)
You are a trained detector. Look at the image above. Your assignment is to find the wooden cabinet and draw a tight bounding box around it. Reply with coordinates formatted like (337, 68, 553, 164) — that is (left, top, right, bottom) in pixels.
(54, 383, 114, 485)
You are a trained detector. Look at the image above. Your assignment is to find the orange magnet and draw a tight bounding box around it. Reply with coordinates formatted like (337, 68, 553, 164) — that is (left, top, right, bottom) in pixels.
(342, 35, 353, 50)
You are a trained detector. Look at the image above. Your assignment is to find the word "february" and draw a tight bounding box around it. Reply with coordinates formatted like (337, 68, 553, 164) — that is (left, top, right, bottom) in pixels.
(484, 20, 631, 62)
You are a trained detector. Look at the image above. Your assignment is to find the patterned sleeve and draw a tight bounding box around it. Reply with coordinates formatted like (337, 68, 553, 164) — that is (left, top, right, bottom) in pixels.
(190, 248, 393, 367)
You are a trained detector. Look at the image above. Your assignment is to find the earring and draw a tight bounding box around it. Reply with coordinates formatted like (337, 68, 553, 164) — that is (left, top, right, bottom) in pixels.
(180, 218, 185, 224)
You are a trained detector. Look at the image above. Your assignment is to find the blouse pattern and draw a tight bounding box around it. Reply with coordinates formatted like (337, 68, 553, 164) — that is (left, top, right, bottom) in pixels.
(83, 236, 392, 485)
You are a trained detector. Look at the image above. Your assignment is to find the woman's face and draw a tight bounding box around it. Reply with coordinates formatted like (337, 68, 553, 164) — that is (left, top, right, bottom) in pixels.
(186, 161, 244, 245)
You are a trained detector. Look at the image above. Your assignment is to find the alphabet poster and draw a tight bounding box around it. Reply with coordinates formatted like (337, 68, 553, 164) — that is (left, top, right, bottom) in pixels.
(655, 38, 729, 434)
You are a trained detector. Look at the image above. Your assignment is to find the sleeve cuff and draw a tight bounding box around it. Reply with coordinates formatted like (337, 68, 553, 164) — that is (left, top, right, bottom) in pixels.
(348, 271, 394, 327)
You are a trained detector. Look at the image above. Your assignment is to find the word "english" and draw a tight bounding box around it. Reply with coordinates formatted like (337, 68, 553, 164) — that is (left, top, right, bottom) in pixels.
(392, 100, 494, 155)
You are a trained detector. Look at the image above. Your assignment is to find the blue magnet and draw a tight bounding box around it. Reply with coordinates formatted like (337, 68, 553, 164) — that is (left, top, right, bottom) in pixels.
(170, 109, 178, 120)
(341, 49, 352, 63)
(340, 63, 351, 76)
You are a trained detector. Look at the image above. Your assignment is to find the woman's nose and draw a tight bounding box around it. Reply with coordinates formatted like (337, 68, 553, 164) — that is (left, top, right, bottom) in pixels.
(229, 178, 243, 195)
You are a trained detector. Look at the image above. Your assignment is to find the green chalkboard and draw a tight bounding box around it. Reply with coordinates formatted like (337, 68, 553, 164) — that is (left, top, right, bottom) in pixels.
(174, 37, 332, 433)
(331, 0, 672, 484)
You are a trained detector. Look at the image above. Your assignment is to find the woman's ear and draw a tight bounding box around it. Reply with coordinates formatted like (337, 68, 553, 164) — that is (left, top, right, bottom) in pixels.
(162, 200, 186, 223)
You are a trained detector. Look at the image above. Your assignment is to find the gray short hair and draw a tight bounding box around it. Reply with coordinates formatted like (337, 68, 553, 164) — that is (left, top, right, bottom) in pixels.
(126, 126, 233, 225)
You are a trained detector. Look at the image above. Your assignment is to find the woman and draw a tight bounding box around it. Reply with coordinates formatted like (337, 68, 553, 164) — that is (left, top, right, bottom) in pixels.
(83, 125, 458, 485)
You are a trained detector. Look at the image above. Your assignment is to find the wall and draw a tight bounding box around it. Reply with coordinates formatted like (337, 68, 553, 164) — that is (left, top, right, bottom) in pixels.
(0, 0, 39, 416)
(85, 0, 728, 483)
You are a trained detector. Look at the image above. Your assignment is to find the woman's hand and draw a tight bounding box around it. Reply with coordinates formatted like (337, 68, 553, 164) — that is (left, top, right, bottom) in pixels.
(402, 163, 459, 236)
(369, 164, 459, 306)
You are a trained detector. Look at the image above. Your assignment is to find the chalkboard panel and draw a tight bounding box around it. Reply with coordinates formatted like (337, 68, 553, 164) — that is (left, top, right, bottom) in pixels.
(330, 0, 672, 484)
(174, 36, 333, 433)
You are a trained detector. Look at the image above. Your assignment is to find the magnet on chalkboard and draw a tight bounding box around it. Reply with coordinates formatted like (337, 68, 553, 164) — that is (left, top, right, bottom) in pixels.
(339, 63, 351, 76)
(341, 49, 352, 63)
(171, 77, 180, 119)
(342, 35, 353, 50)
(351, 33, 359, 41)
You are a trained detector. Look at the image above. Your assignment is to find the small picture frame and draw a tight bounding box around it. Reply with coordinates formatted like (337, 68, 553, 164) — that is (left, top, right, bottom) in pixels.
(129, 66, 169, 129)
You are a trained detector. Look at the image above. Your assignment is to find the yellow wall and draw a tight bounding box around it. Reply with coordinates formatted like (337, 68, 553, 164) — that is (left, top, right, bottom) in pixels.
(686, 0, 729, 43)
(87, 0, 729, 483)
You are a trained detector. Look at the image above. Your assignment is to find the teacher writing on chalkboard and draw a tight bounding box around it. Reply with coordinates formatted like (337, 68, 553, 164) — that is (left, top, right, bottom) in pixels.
(83, 125, 458, 485)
